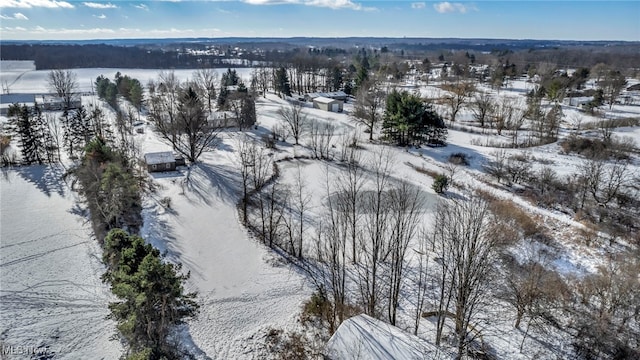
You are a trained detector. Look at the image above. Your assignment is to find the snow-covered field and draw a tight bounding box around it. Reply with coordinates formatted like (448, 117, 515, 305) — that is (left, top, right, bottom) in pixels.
(0, 166, 122, 359)
(1, 62, 639, 359)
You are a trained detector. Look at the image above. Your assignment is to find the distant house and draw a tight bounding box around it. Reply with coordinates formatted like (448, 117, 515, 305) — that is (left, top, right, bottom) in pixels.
(563, 96, 593, 108)
(325, 314, 452, 360)
(144, 151, 177, 172)
(313, 96, 343, 112)
(209, 111, 238, 128)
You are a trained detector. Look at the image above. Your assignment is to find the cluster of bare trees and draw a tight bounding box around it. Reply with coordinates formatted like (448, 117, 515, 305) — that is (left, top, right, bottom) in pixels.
(147, 71, 221, 163)
(313, 148, 428, 337)
(571, 254, 640, 358)
(425, 197, 500, 357)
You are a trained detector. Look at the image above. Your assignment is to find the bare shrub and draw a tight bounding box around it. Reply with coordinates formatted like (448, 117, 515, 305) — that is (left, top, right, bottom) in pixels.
(448, 152, 470, 166)
(560, 134, 635, 160)
(264, 328, 314, 360)
(159, 196, 172, 209)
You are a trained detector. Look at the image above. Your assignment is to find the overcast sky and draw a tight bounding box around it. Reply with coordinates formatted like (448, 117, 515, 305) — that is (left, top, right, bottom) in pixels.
(0, 0, 638, 41)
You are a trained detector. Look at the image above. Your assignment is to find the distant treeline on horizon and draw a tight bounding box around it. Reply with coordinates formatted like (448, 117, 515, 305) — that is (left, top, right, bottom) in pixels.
(1, 38, 639, 70)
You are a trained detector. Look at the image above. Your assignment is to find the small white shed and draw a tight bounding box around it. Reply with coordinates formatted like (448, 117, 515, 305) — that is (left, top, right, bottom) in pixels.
(313, 96, 343, 112)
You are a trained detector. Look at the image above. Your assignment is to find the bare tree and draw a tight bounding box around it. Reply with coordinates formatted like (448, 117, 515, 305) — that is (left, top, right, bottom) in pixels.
(254, 67, 271, 97)
(507, 105, 526, 146)
(307, 119, 335, 160)
(352, 79, 385, 141)
(47, 69, 78, 109)
(277, 100, 308, 145)
(442, 81, 475, 123)
(358, 148, 394, 317)
(599, 69, 627, 109)
(193, 68, 219, 112)
(579, 157, 631, 210)
(238, 136, 256, 224)
(470, 91, 494, 129)
(336, 144, 365, 263)
(318, 166, 350, 332)
(283, 164, 311, 258)
(413, 229, 431, 335)
(494, 96, 515, 136)
(501, 248, 567, 351)
(237, 135, 277, 234)
(147, 71, 181, 152)
(386, 180, 423, 325)
(572, 254, 640, 358)
(431, 196, 497, 358)
(151, 86, 218, 163)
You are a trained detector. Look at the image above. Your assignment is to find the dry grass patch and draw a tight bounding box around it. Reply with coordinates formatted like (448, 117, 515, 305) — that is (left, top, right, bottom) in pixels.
(476, 190, 540, 238)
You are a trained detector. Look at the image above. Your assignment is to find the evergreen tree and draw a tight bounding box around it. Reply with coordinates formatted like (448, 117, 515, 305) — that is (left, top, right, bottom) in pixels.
(103, 229, 199, 358)
(239, 94, 256, 129)
(217, 86, 229, 109)
(7, 103, 48, 164)
(274, 67, 291, 97)
(330, 66, 343, 92)
(382, 90, 447, 146)
(221, 68, 239, 87)
(64, 106, 95, 157)
(128, 80, 144, 110)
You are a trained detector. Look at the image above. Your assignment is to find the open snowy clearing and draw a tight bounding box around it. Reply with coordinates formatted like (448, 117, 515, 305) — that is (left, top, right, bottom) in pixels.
(0, 166, 122, 359)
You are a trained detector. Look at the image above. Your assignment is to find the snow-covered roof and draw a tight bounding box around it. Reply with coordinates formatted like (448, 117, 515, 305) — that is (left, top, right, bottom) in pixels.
(144, 151, 175, 165)
(566, 96, 592, 102)
(325, 314, 450, 360)
(307, 91, 346, 99)
(313, 96, 339, 105)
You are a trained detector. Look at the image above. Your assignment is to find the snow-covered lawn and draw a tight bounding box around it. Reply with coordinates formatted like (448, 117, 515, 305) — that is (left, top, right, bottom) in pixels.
(0, 166, 122, 359)
(140, 147, 311, 359)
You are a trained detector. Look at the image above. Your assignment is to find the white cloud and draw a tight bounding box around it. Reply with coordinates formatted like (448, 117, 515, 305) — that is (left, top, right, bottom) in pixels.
(242, 0, 374, 11)
(2, 25, 229, 39)
(0, 0, 74, 8)
(82, 2, 117, 9)
(0, 12, 29, 20)
(433, 2, 476, 14)
(134, 3, 149, 11)
(93, 13, 107, 19)
(2, 26, 27, 31)
(29, 26, 116, 35)
(411, 2, 425, 9)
